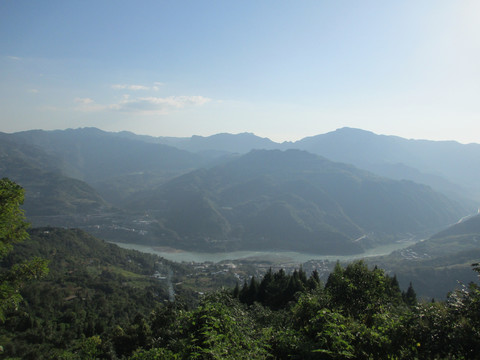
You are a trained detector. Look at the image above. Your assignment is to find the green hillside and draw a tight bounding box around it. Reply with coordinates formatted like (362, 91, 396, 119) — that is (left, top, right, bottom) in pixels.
(0, 179, 479, 359)
(0, 136, 109, 221)
(0, 227, 186, 358)
(369, 214, 480, 299)
(128, 149, 467, 254)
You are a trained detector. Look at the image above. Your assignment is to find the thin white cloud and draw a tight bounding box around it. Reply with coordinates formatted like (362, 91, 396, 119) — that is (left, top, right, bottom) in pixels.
(73, 95, 211, 114)
(152, 82, 164, 91)
(28, 89, 39, 93)
(111, 84, 152, 91)
(112, 95, 211, 114)
(111, 84, 128, 90)
(74, 97, 106, 112)
(74, 97, 94, 104)
(7, 56, 21, 61)
(130, 85, 150, 91)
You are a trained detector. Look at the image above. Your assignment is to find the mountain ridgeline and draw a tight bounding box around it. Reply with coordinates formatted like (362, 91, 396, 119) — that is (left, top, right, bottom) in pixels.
(0, 133, 108, 217)
(6, 128, 207, 205)
(0, 127, 476, 255)
(120, 127, 480, 203)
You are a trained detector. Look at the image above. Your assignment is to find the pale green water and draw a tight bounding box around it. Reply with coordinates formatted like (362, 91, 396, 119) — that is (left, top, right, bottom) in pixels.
(112, 240, 415, 264)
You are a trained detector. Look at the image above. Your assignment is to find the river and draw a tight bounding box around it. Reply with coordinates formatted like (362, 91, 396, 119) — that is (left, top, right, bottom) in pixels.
(112, 239, 416, 264)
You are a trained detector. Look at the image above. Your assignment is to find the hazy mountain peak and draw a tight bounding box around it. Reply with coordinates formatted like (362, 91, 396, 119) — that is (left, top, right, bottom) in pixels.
(333, 127, 375, 135)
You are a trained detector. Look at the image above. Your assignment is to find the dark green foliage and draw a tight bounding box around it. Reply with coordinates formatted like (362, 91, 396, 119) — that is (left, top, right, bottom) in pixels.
(122, 262, 480, 359)
(0, 178, 30, 257)
(4, 230, 480, 360)
(403, 282, 417, 307)
(117, 292, 271, 359)
(0, 227, 182, 359)
(239, 276, 258, 305)
(0, 178, 48, 322)
(325, 260, 403, 318)
(236, 267, 315, 310)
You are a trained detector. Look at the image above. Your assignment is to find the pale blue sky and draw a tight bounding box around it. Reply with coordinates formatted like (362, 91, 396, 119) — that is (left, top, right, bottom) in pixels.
(1, 0, 479, 142)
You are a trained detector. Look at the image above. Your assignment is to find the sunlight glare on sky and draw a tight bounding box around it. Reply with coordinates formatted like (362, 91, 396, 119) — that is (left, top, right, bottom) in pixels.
(0, 0, 479, 143)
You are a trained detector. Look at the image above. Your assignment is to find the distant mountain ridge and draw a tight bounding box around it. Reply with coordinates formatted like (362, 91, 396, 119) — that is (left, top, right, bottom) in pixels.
(290, 127, 480, 202)
(113, 130, 279, 153)
(9, 128, 204, 182)
(77, 126, 480, 202)
(5, 128, 213, 205)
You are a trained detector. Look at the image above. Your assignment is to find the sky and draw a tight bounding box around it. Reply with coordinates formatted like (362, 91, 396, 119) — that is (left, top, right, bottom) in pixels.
(1, 0, 479, 143)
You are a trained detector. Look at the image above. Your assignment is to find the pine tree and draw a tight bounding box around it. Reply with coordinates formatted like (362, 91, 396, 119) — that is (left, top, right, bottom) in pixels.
(257, 268, 273, 304)
(239, 280, 249, 303)
(308, 269, 321, 290)
(403, 282, 417, 307)
(242, 276, 258, 305)
(232, 282, 240, 298)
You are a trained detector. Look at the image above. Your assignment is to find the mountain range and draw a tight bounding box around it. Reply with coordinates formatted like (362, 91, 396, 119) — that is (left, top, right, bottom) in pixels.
(140, 127, 480, 203)
(75, 127, 480, 203)
(0, 127, 477, 255)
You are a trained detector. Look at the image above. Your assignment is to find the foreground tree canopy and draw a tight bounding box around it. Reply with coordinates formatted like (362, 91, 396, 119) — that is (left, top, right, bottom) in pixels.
(2, 256, 480, 359)
(0, 178, 48, 322)
(124, 263, 480, 360)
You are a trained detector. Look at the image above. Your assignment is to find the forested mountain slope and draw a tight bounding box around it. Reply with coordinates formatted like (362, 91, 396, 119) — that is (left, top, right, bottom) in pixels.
(0, 227, 186, 359)
(2, 128, 476, 254)
(9, 128, 203, 182)
(128, 149, 467, 254)
(6, 128, 208, 205)
(5, 250, 480, 359)
(0, 135, 108, 219)
(1, 178, 479, 359)
(370, 214, 480, 299)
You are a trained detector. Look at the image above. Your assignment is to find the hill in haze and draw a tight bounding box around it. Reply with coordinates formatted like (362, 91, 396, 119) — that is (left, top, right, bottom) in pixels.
(7, 127, 480, 205)
(150, 127, 480, 203)
(0, 133, 109, 221)
(2, 127, 477, 255)
(126, 149, 467, 254)
(371, 213, 480, 299)
(287, 127, 480, 202)
(6, 128, 211, 205)
(103, 127, 480, 203)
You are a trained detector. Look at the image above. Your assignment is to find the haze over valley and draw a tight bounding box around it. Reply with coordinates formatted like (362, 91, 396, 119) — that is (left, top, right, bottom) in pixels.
(2, 2, 480, 358)
(1, 127, 476, 254)
(2, 125, 480, 298)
